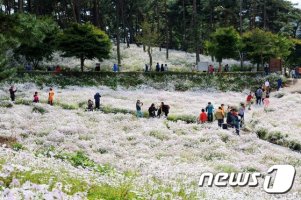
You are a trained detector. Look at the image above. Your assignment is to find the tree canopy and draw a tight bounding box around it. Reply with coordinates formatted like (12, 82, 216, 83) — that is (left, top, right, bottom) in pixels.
(57, 23, 111, 72)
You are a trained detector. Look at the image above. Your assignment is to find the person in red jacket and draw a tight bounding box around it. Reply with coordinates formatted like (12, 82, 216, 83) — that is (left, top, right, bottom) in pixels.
(33, 92, 39, 103)
(246, 92, 253, 110)
(199, 109, 208, 123)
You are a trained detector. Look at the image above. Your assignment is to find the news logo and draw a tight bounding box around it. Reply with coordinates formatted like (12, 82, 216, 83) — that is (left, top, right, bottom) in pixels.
(199, 165, 296, 194)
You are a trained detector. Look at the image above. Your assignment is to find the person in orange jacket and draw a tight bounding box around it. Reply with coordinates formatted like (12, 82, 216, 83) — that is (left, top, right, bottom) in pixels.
(199, 109, 208, 123)
(48, 88, 55, 105)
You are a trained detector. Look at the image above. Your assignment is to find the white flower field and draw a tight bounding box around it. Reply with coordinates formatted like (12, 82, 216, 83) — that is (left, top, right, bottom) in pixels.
(0, 82, 301, 199)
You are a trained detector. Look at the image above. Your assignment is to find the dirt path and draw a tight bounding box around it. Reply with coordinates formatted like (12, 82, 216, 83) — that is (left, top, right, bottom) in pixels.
(284, 78, 300, 93)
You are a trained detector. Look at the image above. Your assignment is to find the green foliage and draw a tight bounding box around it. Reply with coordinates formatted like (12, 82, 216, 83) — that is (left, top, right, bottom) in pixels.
(57, 23, 111, 72)
(257, 129, 301, 153)
(149, 130, 169, 141)
(0, 101, 14, 108)
(60, 103, 78, 110)
(32, 105, 48, 114)
(11, 142, 24, 151)
(14, 14, 59, 68)
(205, 27, 242, 63)
(0, 14, 19, 80)
(242, 28, 294, 67)
(167, 115, 196, 124)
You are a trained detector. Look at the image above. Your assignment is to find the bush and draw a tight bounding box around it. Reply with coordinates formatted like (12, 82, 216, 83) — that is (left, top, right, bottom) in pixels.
(12, 142, 24, 151)
(288, 141, 301, 152)
(0, 101, 13, 108)
(32, 105, 48, 114)
(167, 115, 196, 123)
(256, 129, 268, 139)
(149, 130, 168, 141)
(60, 103, 78, 110)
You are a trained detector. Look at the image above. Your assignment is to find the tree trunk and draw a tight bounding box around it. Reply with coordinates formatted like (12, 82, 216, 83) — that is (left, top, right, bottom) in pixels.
(182, 0, 186, 50)
(80, 57, 85, 72)
(116, 0, 121, 66)
(165, 0, 169, 60)
(71, 0, 80, 23)
(92, 0, 100, 27)
(192, 0, 200, 64)
(263, 0, 267, 30)
(239, 0, 243, 35)
(147, 45, 152, 69)
(18, 0, 23, 13)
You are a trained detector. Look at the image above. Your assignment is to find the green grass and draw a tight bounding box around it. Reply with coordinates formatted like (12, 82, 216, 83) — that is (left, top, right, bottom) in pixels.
(7, 71, 284, 92)
(0, 101, 14, 108)
(32, 105, 48, 114)
(149, 130, 169, 141)
(257, 129, 301, 152)
(167, 115, 197, 123)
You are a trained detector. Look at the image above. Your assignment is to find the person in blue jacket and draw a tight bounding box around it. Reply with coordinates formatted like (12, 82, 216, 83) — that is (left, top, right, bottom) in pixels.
(206, 102, 214, 122)
(277, 78, 282, 91)
(113, 64, 119, 72)
(94, 92, 101, 110)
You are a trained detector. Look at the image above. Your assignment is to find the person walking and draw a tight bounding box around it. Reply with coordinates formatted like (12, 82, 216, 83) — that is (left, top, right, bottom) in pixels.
(263, 96, 270, 110)
(238, 103, 245, 127)
(148, 103, 157, 118)
(246, 92, 253, 110)
(232, 110, 240, 135)
(264, 80, 270, 93)
(9, 85, 17, 102)
(136, 100, 143, 118)
(215, 107, 224, 127)
(94, 92, 101, 110)
(206, 102, 214, 122)
(277, 78, 282, 91)
(48, 88, 55, 106)
(255, 87, 263, 105)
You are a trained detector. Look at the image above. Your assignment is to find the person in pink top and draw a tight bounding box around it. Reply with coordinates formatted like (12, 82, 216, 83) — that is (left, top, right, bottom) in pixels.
(33, 92, 39, 103)
(263, 96, 270, 109)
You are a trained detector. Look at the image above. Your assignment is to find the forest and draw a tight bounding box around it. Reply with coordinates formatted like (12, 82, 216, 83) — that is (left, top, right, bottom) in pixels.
(1, 0, 301, 74)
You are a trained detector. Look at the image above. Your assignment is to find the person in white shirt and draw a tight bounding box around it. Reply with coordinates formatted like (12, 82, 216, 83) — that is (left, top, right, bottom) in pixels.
(265, 80, 270, 93)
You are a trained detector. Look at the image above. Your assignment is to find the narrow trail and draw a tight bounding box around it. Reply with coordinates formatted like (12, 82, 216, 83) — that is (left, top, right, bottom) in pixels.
(284, 78, 301, 93)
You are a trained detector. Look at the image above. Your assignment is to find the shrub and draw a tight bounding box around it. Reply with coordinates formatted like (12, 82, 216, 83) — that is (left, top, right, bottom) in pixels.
(12, 142, 24, 151)
(60, 103, 78, 110)
(288, 141, 301, 152)
(167, 115, 196, 123)
(256, 129, 268, 139)
(15, 99, 32, 105)
(0, 101, 13, 108)
(149, 130, 168, 141)
(32, 105, 48, 114)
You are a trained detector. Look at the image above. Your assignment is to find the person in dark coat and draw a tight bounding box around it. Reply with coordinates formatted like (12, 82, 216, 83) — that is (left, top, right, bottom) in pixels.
(156, 63, 160, 72)
(9, 86, 17, 102)
(148, 103, 157, 118)
(94, 92, 101, 109)
(161, 64, 165, 72)
(157, 102, 170, 117)
(226, 108, 234, 127)
(277, 78, 282, 91)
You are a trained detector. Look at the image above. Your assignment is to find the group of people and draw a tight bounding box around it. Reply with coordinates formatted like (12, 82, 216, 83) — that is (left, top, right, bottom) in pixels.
(8, 77, 278, 136)
(155, 63, 168, 72)
(198, 103, 244, 135)
(9, 86, 54, 105)
(87, 93, 101, 111)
